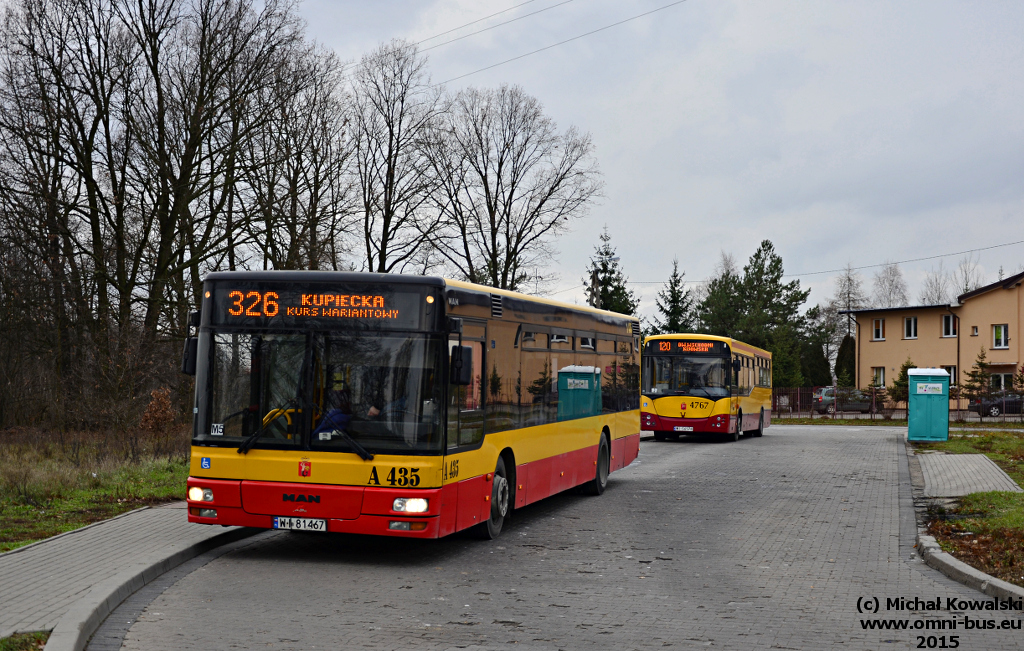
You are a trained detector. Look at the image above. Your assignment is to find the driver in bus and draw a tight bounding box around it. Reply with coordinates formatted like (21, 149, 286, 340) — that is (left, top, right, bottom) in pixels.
(313, 386, 353, 438)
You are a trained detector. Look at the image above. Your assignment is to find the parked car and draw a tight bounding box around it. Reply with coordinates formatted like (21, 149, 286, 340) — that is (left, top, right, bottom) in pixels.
(813, 387, 880, 415)
(967, 392, 1023, 417)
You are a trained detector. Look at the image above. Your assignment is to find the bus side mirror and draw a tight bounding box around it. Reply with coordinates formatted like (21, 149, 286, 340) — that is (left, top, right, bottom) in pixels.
(732, 359, 741, 373)
(181, 337, 198, 376)
(450, 345, 473, 385)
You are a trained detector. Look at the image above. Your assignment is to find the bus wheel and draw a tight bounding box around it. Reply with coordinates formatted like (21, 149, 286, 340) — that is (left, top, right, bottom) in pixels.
(476, 457, 510, 539)
(753, 409, 764, 437)
(730, 411, 742, 442)
(582, 434, 610, 496)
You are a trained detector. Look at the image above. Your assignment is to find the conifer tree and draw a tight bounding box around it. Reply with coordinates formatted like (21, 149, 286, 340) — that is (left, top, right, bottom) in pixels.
(889, 358, 915, 409)
(961, 348, 992, 421)
(583, 228, 638, 315)
(651, 258, 694, 334)
(835, 334, 856, 386)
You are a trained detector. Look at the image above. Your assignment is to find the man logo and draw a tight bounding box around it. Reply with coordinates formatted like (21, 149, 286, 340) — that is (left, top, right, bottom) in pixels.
(282, 494, 321, 503)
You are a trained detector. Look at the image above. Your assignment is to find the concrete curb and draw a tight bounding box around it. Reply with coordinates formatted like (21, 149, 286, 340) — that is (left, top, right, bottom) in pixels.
(916, 533, 1024, 602)
(42, 526, 256, 651)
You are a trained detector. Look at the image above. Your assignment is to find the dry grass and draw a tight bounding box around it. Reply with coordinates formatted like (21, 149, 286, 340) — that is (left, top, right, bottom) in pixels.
(0, 417, 192, 552)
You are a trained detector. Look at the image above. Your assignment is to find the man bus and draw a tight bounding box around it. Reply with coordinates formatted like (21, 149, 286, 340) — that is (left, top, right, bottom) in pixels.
(641, 334, 771, 442)
(183, 271, 640, 539)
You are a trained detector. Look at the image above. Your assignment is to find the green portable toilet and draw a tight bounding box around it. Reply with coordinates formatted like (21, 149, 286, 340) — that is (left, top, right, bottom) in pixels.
(907, 368, 950, 441)
(557, 365, 602, 421)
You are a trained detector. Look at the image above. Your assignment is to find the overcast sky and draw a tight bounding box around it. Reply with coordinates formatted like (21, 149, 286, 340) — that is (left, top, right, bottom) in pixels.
(298, 0, 1024, 320)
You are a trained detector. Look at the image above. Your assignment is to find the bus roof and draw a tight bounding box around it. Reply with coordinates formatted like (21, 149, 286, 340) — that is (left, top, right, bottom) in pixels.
(201, 271, 638, 327)
(643, 333, 771, 358)
(444, 278, 640, 324)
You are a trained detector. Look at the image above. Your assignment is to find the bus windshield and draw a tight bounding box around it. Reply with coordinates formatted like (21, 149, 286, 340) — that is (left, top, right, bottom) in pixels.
(196, 331, 444, 454)
(642, 355, 730, 399)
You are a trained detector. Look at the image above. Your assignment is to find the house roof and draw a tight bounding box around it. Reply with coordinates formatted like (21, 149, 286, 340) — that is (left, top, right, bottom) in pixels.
(838, 303, 950, 315)
(956, 269, 1024, 303)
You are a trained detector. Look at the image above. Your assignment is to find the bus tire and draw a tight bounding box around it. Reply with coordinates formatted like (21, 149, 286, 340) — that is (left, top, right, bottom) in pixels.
(475, 457, 510, 540)
(753, 409, 764, 437)
(582, 434, 610, 496)
(729, 411, 741, 442)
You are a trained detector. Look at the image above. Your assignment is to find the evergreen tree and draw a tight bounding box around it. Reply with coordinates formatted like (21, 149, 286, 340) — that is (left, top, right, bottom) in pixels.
(651, 258, 694, 334)
(696, 268, 742, 337)
(835, 334, 856, 386)
(583, 228, 638, 315)
(801, 305, 834, 387)
(889, 358, 915, 408)
(961, 348, 992, 421)
(768, 325, 805, 388)
(736, 241, 810, 349)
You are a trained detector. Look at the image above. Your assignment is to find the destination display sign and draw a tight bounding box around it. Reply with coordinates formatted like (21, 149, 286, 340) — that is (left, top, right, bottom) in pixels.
(207, 282, 430, 330)
(646, 340, 728, 355)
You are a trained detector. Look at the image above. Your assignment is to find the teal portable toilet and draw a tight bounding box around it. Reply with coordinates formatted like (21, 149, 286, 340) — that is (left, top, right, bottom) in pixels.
(907, 368, 950, 441)
(557, 365, 602, 421)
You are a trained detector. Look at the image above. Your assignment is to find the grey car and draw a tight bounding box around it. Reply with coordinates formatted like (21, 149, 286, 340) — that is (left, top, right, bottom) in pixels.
(813, 387, 879, 415)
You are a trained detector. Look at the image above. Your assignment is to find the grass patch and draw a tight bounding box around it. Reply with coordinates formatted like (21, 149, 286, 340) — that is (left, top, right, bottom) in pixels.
(914, 430, 1024, 588)
(0, 427, 189, 553)
(771, 417, 909, 426)
(0, 632, 48, 651)
(928, 493, 1024, 588)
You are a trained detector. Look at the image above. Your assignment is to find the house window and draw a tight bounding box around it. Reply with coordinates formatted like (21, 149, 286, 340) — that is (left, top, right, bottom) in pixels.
(990, 373, 1013, 391)
(993, 324, 1009, 349)
(942, 314, 957, 337)
(579, 337, 595, 350)
(904, 317, 917, 339)
(941, 365, 957, 386)
(872, 367, 885, 386)
(971, 326, 978, 336)
(872, 319, 885, 341)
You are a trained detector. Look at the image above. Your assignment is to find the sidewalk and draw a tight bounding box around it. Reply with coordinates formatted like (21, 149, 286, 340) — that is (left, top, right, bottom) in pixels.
(905, 439, 1024, 602)
(0, 502, 252, 651)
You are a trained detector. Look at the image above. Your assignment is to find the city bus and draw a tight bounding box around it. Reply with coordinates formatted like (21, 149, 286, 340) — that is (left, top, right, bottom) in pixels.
(640, 334, 771, 442)
(182, 271, 641, 539)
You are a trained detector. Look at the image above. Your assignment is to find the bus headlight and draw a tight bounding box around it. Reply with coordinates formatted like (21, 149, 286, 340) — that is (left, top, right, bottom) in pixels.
(393, 497, 428, 513)
(188, 487, 213, 502)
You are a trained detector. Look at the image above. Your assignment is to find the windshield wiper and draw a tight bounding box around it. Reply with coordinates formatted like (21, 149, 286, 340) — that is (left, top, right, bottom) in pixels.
(687, 387, 714, 399)
(237, 398, 298, 454)
(331, 429, 374, 461)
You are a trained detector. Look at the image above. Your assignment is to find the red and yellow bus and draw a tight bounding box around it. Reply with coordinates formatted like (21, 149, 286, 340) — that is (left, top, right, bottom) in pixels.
(640, 334, 771, 441)
(182, 272, 641, 539)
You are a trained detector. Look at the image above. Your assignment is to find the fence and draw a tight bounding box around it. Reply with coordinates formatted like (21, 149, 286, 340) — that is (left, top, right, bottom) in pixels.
(771, 387, 1024, 423)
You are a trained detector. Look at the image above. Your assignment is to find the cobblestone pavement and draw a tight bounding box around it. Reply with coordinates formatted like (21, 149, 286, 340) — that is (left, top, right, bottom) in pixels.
(918, 453, 1022, 497)
(119, 426, 1023, 650)
(0, 503, 239, 638)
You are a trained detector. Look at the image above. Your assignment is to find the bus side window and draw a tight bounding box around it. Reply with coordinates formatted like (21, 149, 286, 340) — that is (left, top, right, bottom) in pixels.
(448, 339, 484, 448)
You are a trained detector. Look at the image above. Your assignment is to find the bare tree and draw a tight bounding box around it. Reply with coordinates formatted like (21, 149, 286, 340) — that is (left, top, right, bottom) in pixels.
(831, 262, 868, 336)
(425, 84, 600, 291)
(951, 253, 984, 298)
(349, 40, 444, 273)
(919, 261, 951, 305)
(872, 261, 908, 308)
(241, 45, 355, 271)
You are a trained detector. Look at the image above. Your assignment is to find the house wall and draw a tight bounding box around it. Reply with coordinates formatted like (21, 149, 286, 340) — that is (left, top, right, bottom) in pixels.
(853, 277, 1022, 390)
(854, 307, 957, 388)
(955, 280, 1022, 378)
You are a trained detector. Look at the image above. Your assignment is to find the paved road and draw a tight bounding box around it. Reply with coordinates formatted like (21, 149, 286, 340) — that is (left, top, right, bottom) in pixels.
(113, 426, 1022, 650)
